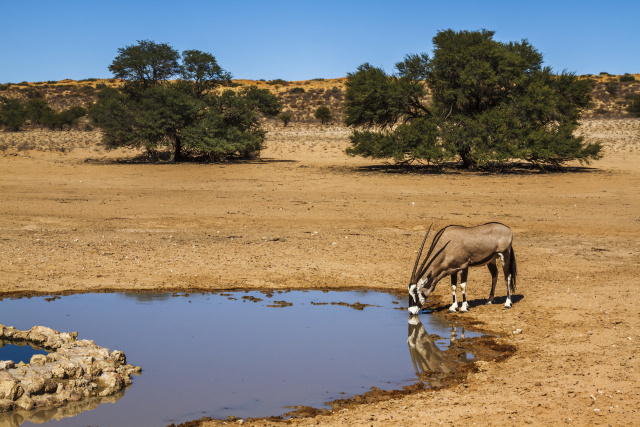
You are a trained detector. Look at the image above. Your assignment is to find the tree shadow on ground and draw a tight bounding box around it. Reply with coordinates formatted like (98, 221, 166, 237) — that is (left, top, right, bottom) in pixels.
(342, 161, 599, 176)
(84, 154, 298, 166)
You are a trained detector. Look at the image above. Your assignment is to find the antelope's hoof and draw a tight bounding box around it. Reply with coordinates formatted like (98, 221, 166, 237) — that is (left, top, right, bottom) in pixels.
(460, 308, 469, 313)
(448, 308, 457, 313)
(485, 300, 493, 305)
(504, 305, 512, 310)
(408, 306, 420, 315)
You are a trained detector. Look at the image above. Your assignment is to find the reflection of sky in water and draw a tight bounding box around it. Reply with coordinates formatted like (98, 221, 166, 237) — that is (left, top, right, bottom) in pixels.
(0, 343, 48, 364)
(0, 291, 481, 426)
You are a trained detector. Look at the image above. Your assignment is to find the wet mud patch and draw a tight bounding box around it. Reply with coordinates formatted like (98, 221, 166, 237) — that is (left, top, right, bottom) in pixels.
(0, 290, 510, 426)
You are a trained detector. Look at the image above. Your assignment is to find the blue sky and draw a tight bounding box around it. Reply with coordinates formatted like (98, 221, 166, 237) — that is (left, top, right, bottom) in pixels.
(1, 0, 638, 83)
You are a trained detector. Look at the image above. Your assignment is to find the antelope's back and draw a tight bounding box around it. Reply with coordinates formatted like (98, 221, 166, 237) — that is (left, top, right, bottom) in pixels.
(442, 222, 513, 256)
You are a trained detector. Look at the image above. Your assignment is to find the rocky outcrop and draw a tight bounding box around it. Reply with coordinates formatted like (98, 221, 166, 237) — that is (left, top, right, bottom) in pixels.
(0, 324, 140, 414)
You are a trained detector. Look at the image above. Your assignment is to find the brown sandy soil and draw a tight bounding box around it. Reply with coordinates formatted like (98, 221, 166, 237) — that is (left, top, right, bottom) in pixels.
(1, 119, 639, 425)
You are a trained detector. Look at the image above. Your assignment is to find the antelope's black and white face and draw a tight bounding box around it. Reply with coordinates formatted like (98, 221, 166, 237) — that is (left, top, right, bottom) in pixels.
(408, 283, 420, 315)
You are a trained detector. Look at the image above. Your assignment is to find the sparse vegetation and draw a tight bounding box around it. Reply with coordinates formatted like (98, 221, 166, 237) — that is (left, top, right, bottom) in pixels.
(620, 75, 636, 83)
(605, 82, 619, 97)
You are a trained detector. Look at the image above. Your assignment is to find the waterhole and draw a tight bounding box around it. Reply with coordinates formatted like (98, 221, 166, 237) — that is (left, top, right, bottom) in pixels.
(0, 291, 481, 426)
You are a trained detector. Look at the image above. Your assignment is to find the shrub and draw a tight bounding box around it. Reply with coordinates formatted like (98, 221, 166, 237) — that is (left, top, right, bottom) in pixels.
(0, 99, 27, 131)
(278, 113, 292, 127)
(605, 82, 619, 97)
(26, 98, 54, 125)
(620, 75, 636, 83)
(267, 79, 289, 86)
(289, 87, 305, 94)
(627, 94, 640, 117)
(314, 106, 332, 124)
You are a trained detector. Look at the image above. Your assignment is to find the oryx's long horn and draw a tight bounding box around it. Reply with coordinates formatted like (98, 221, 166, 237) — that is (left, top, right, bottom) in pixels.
(411, 224, 432, 283)
(415, 226, 448, 281)
(417, 240, 451, 280)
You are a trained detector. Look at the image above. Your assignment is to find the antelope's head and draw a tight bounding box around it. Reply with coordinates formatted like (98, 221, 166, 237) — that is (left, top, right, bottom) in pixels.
(408, 225, 448, 315)
(408, 226, 432, 315)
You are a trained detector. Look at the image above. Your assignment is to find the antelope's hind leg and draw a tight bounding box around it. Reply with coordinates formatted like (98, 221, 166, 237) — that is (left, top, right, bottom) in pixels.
(486, 258, 498, 305)
(501, 250, 513, 309)
(460, 268, 469, 312)
(449, 273, 458, 313)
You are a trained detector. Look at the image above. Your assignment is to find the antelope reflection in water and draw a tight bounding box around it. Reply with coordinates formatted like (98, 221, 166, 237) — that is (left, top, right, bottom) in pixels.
(407, 316, 472, 386)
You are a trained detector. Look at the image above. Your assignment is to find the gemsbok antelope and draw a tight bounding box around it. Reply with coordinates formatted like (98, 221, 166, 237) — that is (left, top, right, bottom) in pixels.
(407, 223, 517, 315)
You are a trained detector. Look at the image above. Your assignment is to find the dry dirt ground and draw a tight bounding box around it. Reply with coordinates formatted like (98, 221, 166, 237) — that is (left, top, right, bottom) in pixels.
(1, 119, 639, 426)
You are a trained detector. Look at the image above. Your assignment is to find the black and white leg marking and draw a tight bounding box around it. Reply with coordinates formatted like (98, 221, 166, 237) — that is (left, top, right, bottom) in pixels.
(449, 273, 458, 312)
(460, 268, 469, 312)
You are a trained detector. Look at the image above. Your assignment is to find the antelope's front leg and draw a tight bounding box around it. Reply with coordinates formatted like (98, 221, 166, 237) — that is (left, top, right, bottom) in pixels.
(416, 278, 427, 306)
(449, 273, 458, 312)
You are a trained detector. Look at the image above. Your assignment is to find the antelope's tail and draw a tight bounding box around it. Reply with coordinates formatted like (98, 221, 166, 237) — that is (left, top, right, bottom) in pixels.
(509, 247, 517, 293)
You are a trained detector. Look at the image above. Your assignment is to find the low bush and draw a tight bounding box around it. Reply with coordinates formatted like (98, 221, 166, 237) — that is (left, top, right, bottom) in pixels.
(0, 99, 27, 131)
(627, 94, 640, 117)
(267, 79, 289, 86)
(605, 82, 619, 97)
(620, 75, 636, 83)
(278, 112, 292, 127)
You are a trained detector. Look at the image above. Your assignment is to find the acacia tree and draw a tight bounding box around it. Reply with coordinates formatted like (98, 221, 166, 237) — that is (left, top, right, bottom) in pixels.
(315, 106, 332, 124)
(278, 113, 292, 127)
(91, 40, 280, 161)
(344, 29, 600, 168)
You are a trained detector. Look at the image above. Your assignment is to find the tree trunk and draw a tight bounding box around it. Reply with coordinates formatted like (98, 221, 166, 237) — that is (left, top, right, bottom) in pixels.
(459, 149, 475, 169)
(172, 135, 182, 162)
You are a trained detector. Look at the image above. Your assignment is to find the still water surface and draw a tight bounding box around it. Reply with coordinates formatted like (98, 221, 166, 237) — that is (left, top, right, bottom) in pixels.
(0, 290, 479, 426)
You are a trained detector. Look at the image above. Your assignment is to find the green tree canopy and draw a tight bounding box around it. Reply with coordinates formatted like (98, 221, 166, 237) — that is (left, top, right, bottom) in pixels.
(278, 112, 292, 127)
(91, 40, 280, 161)
(344, 29, 600, 168)
(108, 40, 180, 90)
(315, 106, 332, 124)
(0, 98, 27, 131)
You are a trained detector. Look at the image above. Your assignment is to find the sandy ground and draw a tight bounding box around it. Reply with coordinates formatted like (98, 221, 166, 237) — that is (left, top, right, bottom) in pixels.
(1, 119, 639, 425)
